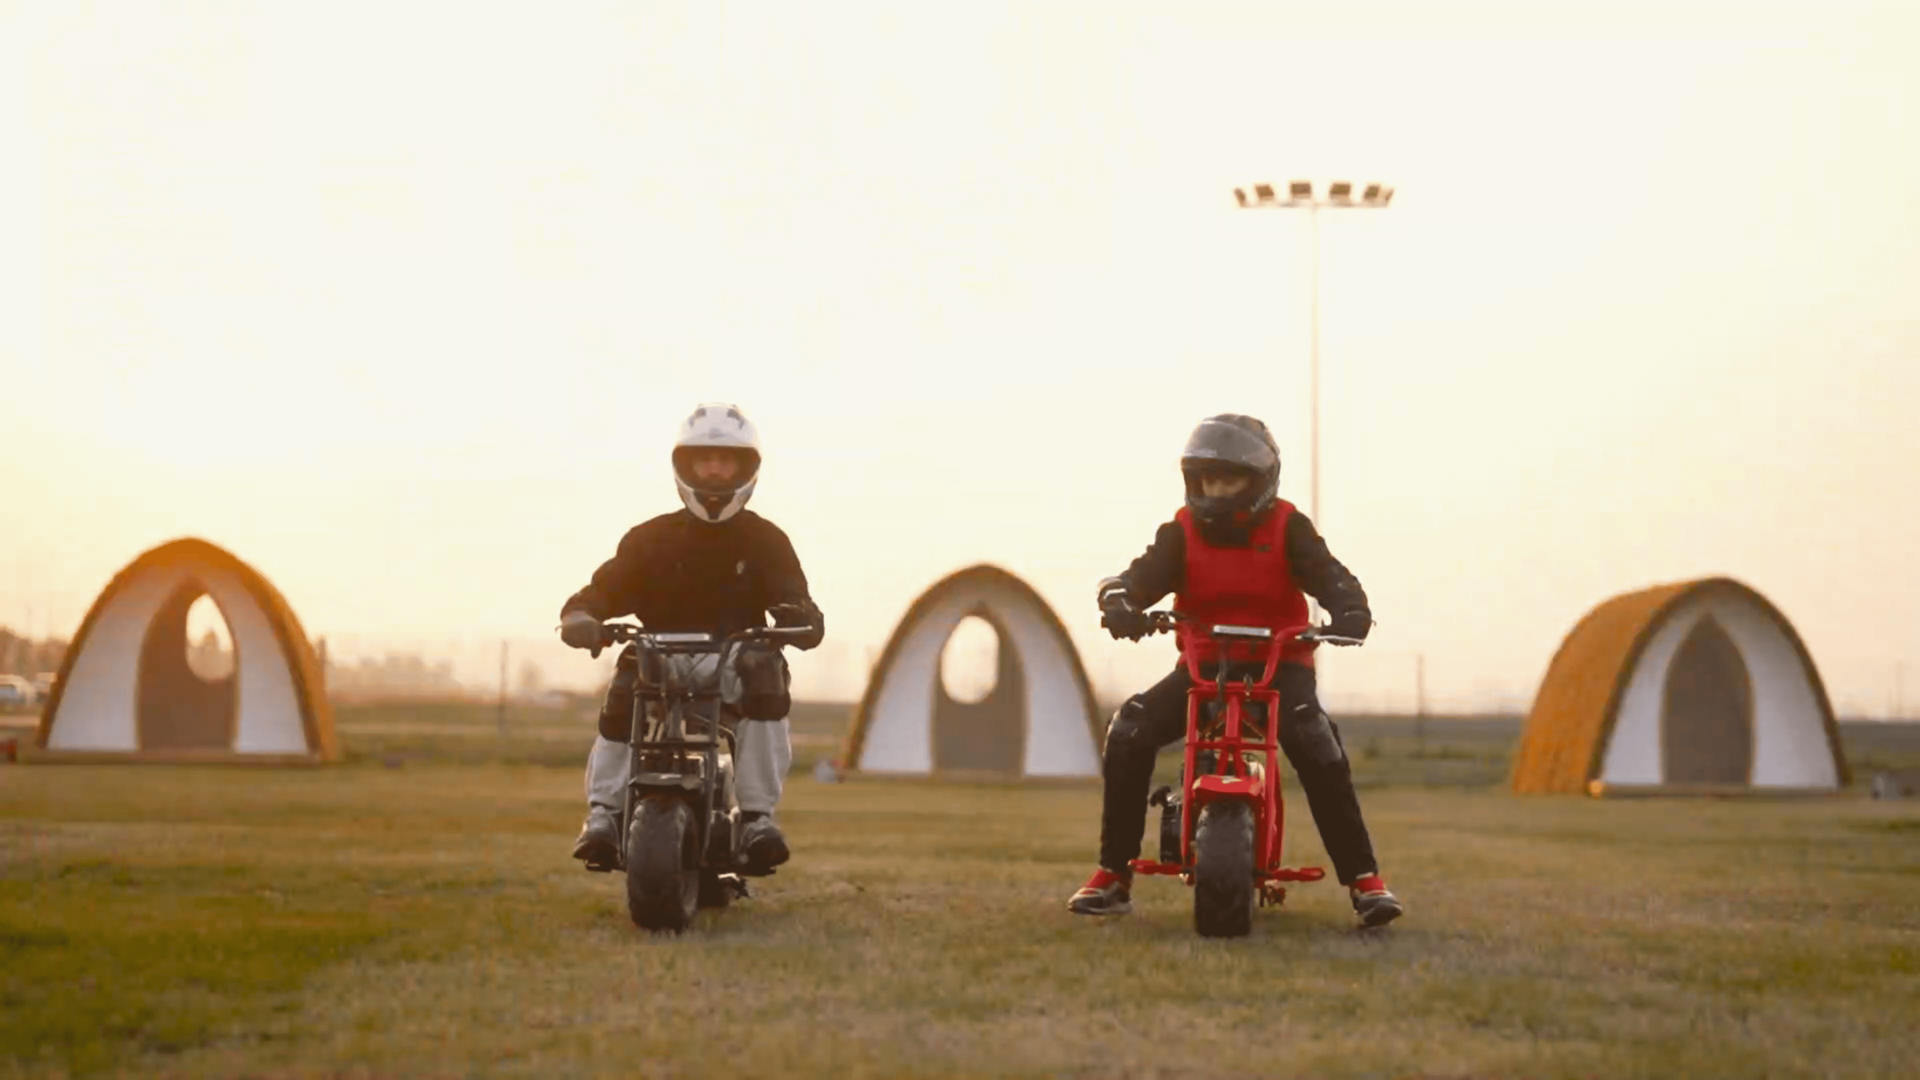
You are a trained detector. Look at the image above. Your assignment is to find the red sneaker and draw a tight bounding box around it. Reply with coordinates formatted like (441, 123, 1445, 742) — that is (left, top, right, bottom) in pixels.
(1066, 867, 1134, 916)
(1349, 873, 1404, 927)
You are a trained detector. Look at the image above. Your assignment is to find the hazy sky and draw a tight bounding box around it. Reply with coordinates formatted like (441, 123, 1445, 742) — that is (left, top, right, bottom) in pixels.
(4, 1, 1918, 713)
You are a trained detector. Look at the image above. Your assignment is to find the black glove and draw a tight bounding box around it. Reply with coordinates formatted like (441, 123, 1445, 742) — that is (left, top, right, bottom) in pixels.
(560, 611, 604, 655)
(1328, 608, 1373, 642)
(768, 601, 825, 651)
(1098, 584, 1149, 642)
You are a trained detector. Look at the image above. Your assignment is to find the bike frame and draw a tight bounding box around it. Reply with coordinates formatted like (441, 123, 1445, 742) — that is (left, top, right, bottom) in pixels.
(604, 622, 808, 875)
(617, 630, 734, 873)
(1130, 618, 1327, 901)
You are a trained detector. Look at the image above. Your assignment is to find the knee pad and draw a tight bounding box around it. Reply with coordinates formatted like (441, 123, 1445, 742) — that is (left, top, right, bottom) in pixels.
(1103, 695, 1156, 757)
(1282, 702, 1347, 768)
(598, 649, 640, 742)
(723, 642, 791, 721)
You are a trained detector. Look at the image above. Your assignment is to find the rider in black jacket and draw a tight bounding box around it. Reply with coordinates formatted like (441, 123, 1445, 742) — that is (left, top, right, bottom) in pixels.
(558, 403, 824, 873)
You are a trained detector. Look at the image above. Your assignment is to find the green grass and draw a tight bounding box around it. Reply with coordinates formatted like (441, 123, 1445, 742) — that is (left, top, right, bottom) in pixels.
(4, 756, 1919, 1078)
(3, 708, 1919, 1077)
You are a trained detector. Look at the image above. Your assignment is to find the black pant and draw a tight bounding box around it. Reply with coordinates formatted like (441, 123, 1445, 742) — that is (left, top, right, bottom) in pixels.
(1099, 662, 1379, 885)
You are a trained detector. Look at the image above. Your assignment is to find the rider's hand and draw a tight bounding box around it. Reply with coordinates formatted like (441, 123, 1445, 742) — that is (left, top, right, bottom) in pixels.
(768, 601, 825, 650)
(560, 610, 604, 654)
(1098, 583, 1149, 642)
(1328, 608, 1373, 643)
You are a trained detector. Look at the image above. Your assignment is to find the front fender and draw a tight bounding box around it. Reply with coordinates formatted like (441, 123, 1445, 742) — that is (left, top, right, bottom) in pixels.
(1190, 775, 1262, 801)
(630, 773, 702, 798)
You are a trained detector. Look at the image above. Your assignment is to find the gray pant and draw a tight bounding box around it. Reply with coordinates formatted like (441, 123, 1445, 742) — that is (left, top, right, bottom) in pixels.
(584, 651, 791, 817)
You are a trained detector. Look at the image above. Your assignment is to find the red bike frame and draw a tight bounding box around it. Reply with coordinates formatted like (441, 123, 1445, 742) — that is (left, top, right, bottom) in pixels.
(1129, 618, 1326, 904)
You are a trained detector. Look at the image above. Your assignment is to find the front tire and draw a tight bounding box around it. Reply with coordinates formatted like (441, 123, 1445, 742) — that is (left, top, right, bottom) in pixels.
(626, 797, 700, 932)
(1193, 800, 1256, 938)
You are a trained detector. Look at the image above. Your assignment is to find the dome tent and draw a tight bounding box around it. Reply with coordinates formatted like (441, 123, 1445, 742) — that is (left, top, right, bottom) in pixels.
(843, 565, 1102, 781)
(35, 538, 337, 765)
(1512, 577, 1846, 796)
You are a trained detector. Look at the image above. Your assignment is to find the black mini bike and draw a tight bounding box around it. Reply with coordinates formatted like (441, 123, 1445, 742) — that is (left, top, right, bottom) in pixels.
(599, 622, 808, 932)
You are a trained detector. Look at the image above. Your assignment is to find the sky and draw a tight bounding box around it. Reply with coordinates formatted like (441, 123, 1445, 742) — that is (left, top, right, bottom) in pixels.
(3, 1, 1918, 715)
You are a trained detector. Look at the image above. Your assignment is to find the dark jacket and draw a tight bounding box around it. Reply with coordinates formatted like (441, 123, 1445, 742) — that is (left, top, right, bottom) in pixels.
(559, 509, 824, 647)
(1111, 507, 1371, 622)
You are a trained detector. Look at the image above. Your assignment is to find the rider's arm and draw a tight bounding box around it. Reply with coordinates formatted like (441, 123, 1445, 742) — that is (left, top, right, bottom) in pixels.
(1284, 511, 1371, 622)
(1109, 519, 1185, 608)
(559, 524, 650, 622)
(755, 519, 825, 650)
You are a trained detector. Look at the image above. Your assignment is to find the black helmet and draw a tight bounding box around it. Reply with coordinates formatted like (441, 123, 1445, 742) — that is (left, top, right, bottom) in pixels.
(1181, 414, 1281, 527)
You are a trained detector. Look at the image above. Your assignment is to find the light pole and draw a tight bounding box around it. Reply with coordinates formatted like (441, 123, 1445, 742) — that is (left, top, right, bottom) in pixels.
(1233, 180, 1394, 529)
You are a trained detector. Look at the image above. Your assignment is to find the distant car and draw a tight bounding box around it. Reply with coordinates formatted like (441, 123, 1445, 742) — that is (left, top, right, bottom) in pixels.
(0, 676, 33, 707)
(32, 673, 56, 702)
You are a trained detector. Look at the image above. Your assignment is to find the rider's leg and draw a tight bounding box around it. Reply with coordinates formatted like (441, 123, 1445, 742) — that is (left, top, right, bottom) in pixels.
(721, 643, 795, 871)
(1273, 663, 1374, 879)
(582, 736, 627, 816)
(1273, 663, 1403, 926)
(1070, 666, 1192, 915)
(736, 716, 793, 870)
(735, 717, 791, 815)
(1097, 666, 1193, 870)
(574, 648, 639, 868)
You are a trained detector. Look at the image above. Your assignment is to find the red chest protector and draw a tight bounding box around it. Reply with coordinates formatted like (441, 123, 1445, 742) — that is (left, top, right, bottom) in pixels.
(1174, 502, 1315, 668)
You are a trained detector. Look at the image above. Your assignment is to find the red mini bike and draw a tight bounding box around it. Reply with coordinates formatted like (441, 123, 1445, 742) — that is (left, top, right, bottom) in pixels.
(1128, 610, 1361, 938)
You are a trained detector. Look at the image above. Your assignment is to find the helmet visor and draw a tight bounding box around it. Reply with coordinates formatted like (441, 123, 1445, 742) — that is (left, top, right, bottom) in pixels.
(1180, 418, 1278, 474)
(673, 446, 759, 492)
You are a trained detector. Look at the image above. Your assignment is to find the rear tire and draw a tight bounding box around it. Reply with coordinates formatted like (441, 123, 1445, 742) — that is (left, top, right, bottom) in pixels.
(1193, 800, 1256, 938)
(626, 797, 700, 932)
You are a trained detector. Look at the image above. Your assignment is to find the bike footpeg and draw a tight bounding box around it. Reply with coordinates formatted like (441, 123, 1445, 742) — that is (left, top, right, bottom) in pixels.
(1148, 785, 1173, 808)
(718, 873, 752, 900)
(735, 864, 779, 878)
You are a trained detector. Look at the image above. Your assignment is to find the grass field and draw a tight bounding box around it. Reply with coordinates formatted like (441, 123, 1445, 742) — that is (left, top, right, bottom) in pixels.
(4, 709, 1919, 1078)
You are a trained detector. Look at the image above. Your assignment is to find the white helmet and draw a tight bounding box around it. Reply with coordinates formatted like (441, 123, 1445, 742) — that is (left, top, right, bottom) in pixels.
(672, 403, 763, 524)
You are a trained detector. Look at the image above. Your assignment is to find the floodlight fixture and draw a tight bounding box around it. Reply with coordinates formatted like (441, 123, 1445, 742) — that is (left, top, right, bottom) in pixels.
(1227, 175, 1400, 541)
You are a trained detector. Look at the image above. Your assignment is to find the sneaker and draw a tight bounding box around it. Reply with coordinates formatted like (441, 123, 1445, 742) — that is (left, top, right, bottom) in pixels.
(572, 806, 619, 872)
(1350, 873, 1404, 927)
(1067, 867, 1134, 916)
(740, 814, 790, 874)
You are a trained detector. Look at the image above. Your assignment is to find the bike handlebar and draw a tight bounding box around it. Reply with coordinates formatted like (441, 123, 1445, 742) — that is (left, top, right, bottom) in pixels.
(1141, 609, 1363, 647)
(599, 622, 814, 651)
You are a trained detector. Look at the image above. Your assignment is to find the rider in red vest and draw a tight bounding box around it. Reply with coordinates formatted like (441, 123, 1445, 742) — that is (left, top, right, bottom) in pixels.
(1066, 414, 1403, 927)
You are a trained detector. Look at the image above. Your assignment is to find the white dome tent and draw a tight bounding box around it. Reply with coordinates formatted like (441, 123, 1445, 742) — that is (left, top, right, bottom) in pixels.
(1513, 577, 1846, 796)
(843, 565, 1102, 781)
(35, 538, 338, 765)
